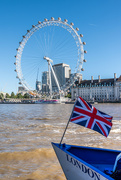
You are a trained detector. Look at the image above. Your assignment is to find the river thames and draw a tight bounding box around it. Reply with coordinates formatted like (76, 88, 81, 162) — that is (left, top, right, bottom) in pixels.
(0, 103, 121, 180)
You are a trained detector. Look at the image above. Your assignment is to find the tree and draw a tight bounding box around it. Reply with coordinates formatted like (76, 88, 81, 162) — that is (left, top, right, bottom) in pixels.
(0, 93, 4, 99)
(6, 93, 10, 98)
(16, 93, 23, 99)
(65, 93, 71, 98)
(11, 92, 15, 98)
(23, 93, 30, 99)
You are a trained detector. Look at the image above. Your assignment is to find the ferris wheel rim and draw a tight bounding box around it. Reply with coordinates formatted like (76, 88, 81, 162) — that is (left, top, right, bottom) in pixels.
(14, 17, 86, 95)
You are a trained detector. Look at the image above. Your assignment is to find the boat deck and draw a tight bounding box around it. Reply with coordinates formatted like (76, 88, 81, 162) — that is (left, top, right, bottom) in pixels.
(67, 145, 121, 173)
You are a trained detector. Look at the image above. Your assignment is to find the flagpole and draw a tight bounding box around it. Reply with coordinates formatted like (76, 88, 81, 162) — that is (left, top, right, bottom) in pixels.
(59, 97, 78, 146)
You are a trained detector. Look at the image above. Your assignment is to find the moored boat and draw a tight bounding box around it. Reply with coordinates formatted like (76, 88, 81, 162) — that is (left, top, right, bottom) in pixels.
(35, 99, 60, 104)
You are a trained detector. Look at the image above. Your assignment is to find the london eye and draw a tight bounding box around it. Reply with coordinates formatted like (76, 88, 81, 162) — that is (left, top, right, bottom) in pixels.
(14, 17, 87, 97)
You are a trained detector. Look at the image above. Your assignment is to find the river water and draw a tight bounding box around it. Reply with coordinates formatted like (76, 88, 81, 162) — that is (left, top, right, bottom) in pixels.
(0, 103, 121, 180)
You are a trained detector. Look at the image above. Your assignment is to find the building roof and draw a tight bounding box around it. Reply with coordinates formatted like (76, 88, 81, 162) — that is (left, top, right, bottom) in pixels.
(79, 78, 114, 86)
(52, 63, 70, 67)
(117, 75, 121, 82)
(74, 75, 121, 87)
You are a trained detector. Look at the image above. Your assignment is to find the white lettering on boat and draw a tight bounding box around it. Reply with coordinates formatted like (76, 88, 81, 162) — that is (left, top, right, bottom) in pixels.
(66, 154, 100, 180)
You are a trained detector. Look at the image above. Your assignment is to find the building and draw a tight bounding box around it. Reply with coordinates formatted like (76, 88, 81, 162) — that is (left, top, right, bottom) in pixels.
(18, 86, 27, 95)
(42, 84, 49, 94)
(42, 71, 49, 85)
(42, 71, 50, 94)
(71, 73, 121, 102)
(51, 63, 71, 92)
(18, 86, 26, 92)
(36, 80, 41, 91)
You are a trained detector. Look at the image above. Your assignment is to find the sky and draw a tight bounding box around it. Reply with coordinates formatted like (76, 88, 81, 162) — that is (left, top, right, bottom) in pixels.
(0, 0, 121, 94)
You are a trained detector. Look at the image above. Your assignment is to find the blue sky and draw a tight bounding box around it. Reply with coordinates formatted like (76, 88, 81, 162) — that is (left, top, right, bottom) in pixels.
(0, 0, 121, 94)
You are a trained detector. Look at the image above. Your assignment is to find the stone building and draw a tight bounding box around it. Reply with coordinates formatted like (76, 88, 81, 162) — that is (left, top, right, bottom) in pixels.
(71, 73, 121, 102)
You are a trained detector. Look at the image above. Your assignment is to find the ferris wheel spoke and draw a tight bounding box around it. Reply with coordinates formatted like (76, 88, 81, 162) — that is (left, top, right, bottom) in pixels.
(52, 40, 76, 59)
(33, 35, 46, 55)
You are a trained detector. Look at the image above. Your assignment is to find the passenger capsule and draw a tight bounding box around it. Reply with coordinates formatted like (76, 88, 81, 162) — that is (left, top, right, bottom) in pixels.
(64, 19, 68, 22)
(76, 28, 79, 31)
(23, 36, 26, 38)
(14, 62, 16, 65)
(38, 21, 41, 24)
(44, 18, 48, 22)
(14, 69, 17, 72)
(51, 17, 54, 20)
(80, 34, 83, 37)
(14, 55, 16, 58)
(83, 59, 87, 62)
(83, 42, 86, 45)
(70, 22, 74, 26)
(32, 25, 35, 28)
(19, 42, 22, 44)
(81, 68, 84, 71)
(19, 82, 22, 84)
(16, 48, 18, 51)
(16, 76, 19, 78)
(27, 30, 30, 33)
(84, 50, 87, 54)
(58, 17, 61, 21)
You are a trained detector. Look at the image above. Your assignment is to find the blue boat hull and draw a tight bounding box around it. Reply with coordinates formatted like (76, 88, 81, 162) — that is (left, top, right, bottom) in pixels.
(52, 143, 121, 180)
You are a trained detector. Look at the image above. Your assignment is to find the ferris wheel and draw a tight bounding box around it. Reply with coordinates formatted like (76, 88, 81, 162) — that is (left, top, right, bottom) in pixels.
(14, 17, 87, 97)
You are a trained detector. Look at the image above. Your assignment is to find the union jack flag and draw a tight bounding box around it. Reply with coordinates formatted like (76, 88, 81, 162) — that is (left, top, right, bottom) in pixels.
(70, 97, 113, 137)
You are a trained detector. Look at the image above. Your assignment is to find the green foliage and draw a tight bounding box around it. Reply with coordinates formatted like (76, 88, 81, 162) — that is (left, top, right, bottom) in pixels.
(66, 93, 71, 98)
(16, 93, 23, 99)
(0, 93, 4, 99)
(2, 91, 31, 99)
(6, 93, 10, 98)
(11, 92, 15, 98)
(23, 93, 30, 99)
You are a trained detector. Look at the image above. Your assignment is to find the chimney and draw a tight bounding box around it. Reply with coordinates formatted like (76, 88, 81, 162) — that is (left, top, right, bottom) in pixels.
(114, 73, 116, 81)
(98, 75, 101, 83)
(78, 74, 82, 84)
(91, 76, 93, 83)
